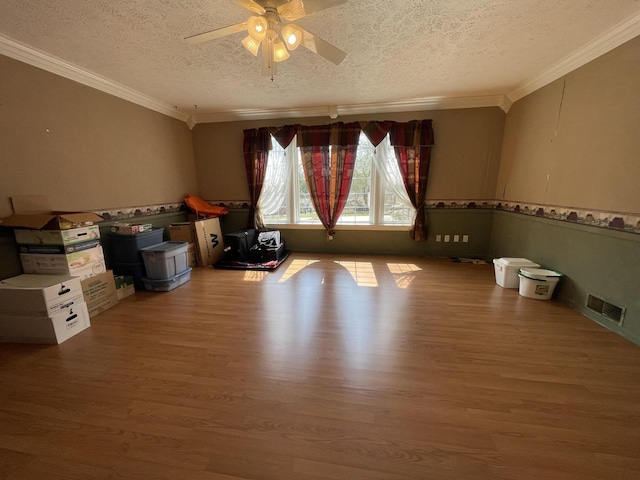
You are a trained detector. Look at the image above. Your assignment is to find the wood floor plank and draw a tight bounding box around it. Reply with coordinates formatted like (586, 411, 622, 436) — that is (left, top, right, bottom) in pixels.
(1, 253, 639, 479)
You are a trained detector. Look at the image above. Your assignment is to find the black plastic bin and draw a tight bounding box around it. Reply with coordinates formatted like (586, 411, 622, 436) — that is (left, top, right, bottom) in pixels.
(107, 228, 164, 264)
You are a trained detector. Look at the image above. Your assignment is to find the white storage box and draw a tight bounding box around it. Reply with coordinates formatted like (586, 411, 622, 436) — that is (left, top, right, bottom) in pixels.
(493, 257, 540, 288)
(19, 245, 106, 279)
(518, 268, 563, 300)
(142, 268, 192, 292)
(140, 241, 189, 280)
(0, 274, 83, 316)
(14, 225, 100, 246)
(18, 239, 101, 255)
(0, 302, 91, 344)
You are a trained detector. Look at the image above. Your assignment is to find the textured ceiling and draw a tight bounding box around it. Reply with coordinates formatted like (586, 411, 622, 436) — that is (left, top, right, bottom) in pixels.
(1, 0, 639, 123)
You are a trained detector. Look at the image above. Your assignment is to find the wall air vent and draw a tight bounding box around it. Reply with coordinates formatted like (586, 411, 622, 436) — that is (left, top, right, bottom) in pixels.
(586, 294, 625, 326)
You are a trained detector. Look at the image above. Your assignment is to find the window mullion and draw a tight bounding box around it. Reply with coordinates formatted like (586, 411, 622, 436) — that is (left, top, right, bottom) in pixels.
(369, 163, 378, 224)
(290, 145, 299, 224)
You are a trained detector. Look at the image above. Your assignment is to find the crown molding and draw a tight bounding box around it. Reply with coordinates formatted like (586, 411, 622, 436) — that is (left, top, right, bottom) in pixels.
(188, 94, 512, 125)
(0, 34, 190, 123)
(3, 8, 638, 127)
(508, 12, 640, 103)
(3, 31, 508, 126)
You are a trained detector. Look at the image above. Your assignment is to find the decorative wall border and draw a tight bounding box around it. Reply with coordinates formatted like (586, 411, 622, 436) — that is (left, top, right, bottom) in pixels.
(207, 201, 250, 210)
(425, 199, 640, 235)
(92, 199, 640, 235)
(95, 203, 187, 221)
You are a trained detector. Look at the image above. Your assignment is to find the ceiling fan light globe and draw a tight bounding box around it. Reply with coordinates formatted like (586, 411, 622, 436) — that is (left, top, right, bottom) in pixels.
(247, 16, 267, 41)
(281, 24, 302, 50)
(272, 38, 290, 62)
(241, 35, 261, 56)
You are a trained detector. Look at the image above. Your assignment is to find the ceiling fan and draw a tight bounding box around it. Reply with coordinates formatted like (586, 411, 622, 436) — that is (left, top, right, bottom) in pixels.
(185, 0, 348, 77)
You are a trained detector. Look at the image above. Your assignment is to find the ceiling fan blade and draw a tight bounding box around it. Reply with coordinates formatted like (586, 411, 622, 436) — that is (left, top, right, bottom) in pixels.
(279, 0, 348, 21)
(234, 0, 266, 14)
(300, 29, 347, 65)
(184, 22, 247, 44)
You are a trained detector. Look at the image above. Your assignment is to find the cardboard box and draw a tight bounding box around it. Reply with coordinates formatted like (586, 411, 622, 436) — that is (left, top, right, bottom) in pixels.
(81, 271, 119, 318)
(169, 223, 197, 267)
(20, 245, 106, 279)
(0, 274, 84, 317)
(14, 225, 101, 247)
(110, 223, 153, 235)
(18, 239, 101, 254)
(114, 275, 135, 300)
(168, 223, 195, 243)
(1, 195, 103, 231)
(170, 219, 223, 267)
(187, 244, 196, 268)
(0, 302, 91, 344)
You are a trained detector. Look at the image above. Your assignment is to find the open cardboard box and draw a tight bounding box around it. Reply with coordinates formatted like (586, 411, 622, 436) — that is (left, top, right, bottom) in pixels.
(1, 196, 103, 230)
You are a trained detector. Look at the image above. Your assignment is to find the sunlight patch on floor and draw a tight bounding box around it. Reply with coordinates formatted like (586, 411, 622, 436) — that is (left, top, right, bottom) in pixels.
(333, 261, 378, 287)
(387, 262, 422, 289)
(278, 259, 321, 282)
(243, 270, 269, 282)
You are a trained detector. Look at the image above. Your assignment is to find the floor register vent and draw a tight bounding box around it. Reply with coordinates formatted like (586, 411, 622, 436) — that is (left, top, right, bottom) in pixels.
(586, 294, 625, 326)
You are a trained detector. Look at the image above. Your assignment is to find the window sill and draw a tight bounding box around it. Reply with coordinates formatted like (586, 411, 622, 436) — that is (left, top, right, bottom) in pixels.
(264, 223, 411, 232)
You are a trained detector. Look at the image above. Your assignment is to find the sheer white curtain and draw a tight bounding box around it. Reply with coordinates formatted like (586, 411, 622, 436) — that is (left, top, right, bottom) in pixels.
(372, 135, 416, 223)
(256, 136, 296, 226)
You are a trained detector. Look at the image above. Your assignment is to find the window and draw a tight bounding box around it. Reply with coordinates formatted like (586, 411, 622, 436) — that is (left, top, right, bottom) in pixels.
(260, 133, 413, 227)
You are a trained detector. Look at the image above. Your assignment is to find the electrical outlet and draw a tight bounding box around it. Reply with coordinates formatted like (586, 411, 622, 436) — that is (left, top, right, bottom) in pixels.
(453, 235, 460, 243)
(444, 235, 450, 242)
(436, 234, 442, 242)
(463, 235, 469, 243)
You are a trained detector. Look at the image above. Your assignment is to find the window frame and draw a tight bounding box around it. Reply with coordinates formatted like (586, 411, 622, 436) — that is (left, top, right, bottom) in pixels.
(262, 133, 412, 231)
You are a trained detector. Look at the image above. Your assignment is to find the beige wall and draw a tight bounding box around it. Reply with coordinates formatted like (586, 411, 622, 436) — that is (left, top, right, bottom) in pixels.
(7, 33, 638, 221)
(0, 55, 198, 218)
(497, 35, 640, 213)
(193, 108, 505, 203)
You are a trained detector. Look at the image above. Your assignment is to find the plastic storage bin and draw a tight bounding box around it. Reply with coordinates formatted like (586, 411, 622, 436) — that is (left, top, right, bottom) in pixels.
(493, 257, 540, 288)
(518, 268, 563, 300)
(107, 228, 164, 264)
(142, 268, 192, 292)
(140, 241, 189, 280)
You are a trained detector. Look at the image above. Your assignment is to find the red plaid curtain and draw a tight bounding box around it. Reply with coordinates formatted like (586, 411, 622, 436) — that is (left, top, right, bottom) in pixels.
(243, 127, 271, 229)
(298, 122, 361, 238)
(389, 120, 434, 241)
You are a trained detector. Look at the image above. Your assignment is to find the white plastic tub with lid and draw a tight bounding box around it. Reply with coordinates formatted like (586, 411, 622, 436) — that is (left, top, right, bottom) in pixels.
(518, 268, 563, 300)
(493, 258, 540, 288)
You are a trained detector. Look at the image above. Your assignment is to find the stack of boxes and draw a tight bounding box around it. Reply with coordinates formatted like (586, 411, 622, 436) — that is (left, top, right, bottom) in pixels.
(139, 241, 191, 291)
(10, 220, 120, 320)
(0, 197, 118, 343)
(0, 274, 91, 344)
(14, 224, 106, 278)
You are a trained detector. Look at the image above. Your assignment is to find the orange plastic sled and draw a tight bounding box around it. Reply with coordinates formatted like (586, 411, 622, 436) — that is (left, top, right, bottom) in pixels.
(184, 194, 228, 218)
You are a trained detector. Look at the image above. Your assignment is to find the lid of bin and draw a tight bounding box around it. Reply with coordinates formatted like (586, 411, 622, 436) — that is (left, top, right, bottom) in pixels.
(519, 268, 563, 279)
(493, 257, 540, 267)
(139, 241, 188, 252)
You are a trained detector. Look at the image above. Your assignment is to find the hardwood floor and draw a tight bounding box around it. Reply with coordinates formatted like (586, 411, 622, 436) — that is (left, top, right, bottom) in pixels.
(1, 253, 639, 479)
